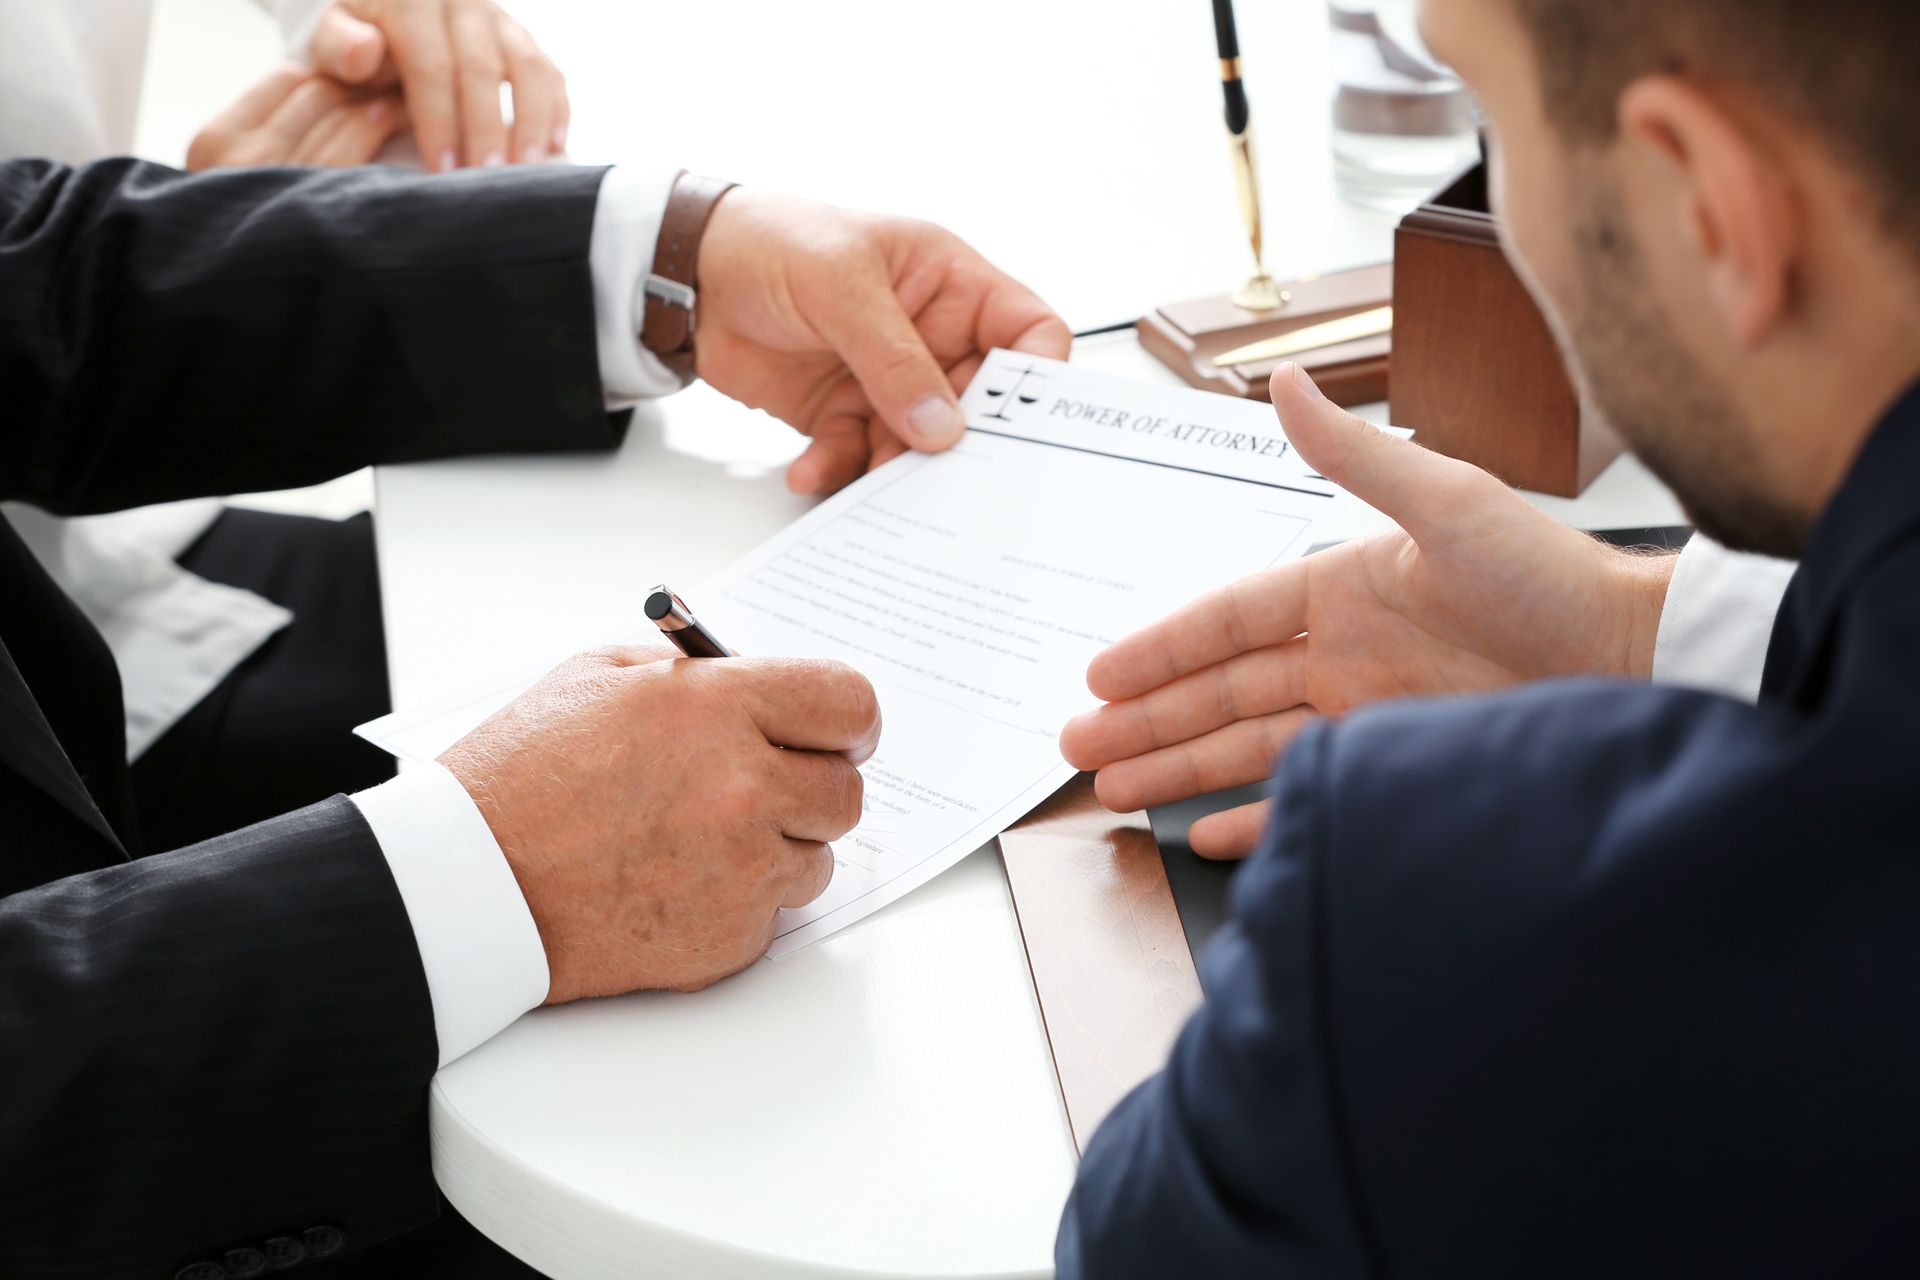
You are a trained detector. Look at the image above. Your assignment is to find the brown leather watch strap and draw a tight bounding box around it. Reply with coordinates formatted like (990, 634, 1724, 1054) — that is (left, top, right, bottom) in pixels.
(640, 170, 738, 380)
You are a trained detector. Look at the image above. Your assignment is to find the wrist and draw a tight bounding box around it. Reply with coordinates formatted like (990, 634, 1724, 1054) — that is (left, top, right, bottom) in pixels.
(438, 746, 561, 999)
(638, 171, 738, 380)
(1612, 548, 1679, 680)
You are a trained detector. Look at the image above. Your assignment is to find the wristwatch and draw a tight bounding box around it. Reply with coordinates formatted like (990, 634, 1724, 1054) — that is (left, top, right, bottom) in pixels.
(639, 170, 738, 380)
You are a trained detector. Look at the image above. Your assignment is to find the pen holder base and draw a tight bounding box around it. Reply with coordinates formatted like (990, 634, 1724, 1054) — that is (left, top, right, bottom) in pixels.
(1138, 263, 1393, 406)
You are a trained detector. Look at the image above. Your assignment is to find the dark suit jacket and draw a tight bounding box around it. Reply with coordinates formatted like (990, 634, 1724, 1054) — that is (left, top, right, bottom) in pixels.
(0, 157, 623, 1279)
(1059, 387, 1920, 1276)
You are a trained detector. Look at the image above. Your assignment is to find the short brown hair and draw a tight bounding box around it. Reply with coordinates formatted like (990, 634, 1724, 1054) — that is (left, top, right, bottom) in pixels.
(1508, 1, 1920, 247)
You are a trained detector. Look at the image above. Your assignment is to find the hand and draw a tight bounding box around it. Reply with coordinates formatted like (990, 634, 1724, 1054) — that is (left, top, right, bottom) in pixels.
(187, 64, 404, 169)
(1059, 362, 1675, 859)
(308, 0, 569, 171)
(694, 190, 1073, 495)
(438, 646, 881, 999)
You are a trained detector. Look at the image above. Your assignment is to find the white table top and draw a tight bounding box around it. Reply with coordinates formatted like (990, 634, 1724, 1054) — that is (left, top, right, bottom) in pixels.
(370, 3, 1683, 1274)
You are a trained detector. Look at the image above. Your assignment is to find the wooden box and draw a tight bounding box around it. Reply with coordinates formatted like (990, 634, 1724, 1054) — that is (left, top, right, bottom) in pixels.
(1390, 164, 1620, 496)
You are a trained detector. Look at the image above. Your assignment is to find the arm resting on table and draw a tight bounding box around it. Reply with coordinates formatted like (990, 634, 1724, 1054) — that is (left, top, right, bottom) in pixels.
(0, 156, 621, 513)
(0, 798, 442, 1278)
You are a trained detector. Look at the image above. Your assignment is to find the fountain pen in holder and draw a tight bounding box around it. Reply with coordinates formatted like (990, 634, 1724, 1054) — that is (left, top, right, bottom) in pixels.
(1213, 0, 1285, 313)
(1135, 0, 1395, 405)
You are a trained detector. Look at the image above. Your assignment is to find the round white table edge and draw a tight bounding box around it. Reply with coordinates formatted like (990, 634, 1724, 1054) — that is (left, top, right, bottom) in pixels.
(431, 1075, 1055, 1280)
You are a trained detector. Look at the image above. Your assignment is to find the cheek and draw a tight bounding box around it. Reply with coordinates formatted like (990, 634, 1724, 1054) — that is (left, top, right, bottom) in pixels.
(1489, 136, 1580, 339)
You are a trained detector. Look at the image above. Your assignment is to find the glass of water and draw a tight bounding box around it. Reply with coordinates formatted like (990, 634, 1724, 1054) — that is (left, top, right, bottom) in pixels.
(1328, 0, 1480, 213)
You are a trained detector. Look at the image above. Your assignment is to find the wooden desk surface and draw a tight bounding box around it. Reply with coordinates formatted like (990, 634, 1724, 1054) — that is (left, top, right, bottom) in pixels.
(999, 776, 1203, 1151)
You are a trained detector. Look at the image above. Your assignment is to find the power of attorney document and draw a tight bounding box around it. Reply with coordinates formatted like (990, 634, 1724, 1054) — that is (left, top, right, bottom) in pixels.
(358, 349, 1389, 956)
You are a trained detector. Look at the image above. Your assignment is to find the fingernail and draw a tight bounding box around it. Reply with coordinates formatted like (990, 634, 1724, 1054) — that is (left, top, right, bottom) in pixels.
(550, 122, 568, 152)
(904, 395, 965, 445)
(482, 150, 505, 168)
(1288, 361, 1324, 399)
(366, 100, 387, 125)
(436, 148, 457, 173)
(522, 143, 547, 165)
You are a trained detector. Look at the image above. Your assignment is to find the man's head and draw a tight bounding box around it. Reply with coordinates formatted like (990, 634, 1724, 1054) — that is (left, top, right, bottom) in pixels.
(1418, 0, 1920, 556)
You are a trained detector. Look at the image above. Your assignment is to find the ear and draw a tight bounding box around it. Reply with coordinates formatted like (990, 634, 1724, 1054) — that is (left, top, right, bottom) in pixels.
(1618, 77, 1801, 348)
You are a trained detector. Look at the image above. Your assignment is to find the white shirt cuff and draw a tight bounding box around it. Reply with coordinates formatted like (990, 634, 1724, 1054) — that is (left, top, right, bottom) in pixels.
(1652, 534, 1799, 704)
(590, 165, 692, 406)
(350, 762, 550, 1067)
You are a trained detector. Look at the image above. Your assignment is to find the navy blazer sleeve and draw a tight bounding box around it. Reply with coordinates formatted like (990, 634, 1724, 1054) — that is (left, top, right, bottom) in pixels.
(0, 800, 440, 1280)
(0, 157, 621, 514)
(1060, 657, 1920, 1278)
(1056, 722, 1377, 1279)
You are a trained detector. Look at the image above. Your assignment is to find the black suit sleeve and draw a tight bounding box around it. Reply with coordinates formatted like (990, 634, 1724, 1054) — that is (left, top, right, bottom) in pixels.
(0, 798, 440, 1280)
(0, 156, 622, 514)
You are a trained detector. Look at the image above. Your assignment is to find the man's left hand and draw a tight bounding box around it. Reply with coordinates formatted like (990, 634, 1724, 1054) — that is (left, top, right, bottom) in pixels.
(694, 190, 1073, 495)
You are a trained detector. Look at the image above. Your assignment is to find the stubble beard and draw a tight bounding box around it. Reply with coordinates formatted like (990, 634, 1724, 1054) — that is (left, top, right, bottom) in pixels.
(1555, 185, 1812, 559)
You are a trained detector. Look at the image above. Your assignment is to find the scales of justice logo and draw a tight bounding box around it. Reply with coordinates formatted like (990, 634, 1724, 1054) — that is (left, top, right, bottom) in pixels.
(980, 363, 1050, 423)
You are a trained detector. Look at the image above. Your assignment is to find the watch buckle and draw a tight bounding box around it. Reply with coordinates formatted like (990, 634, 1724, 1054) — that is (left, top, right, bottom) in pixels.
(644, 273, 697, 330)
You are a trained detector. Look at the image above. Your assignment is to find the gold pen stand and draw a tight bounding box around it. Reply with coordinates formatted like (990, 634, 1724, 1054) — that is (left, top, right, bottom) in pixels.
(1139, 263, 1393, 406)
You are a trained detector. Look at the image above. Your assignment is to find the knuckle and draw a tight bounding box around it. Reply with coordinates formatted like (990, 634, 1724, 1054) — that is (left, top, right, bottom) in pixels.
(712, 769, 765, 826)
(869, 339, 930, 380)
(837, 663, 881, 721)
(1091, 767, 1129, 814)
(800, 844, 835, 899)
(317, 77, 356, 107)
(837, 766, 865, 832)
(682, 654, 744, 703)
(410, 51, 455, 81)
(1212, 671, 1239, 726)
(462, 51, 508, 84)
(813, 660, 880, 738)
(575, 645, 630, 672)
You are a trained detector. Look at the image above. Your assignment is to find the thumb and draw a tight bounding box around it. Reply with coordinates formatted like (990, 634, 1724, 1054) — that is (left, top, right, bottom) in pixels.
(309, 7, 388, 85)
(815, 278, 966, 453)
(1271, 361, 1451, 538)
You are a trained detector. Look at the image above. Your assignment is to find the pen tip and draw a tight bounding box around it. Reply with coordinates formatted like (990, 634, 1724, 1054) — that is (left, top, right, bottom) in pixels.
(645, 589, 674, 621)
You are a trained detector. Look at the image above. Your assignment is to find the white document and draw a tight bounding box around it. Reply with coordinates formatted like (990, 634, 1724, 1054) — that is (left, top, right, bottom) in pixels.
(358, 349, 1377, 956)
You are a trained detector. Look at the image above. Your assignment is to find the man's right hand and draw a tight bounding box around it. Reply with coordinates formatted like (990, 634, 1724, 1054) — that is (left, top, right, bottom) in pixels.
(439, 646, 880, 1000)
(1059, 362, 1676, 859)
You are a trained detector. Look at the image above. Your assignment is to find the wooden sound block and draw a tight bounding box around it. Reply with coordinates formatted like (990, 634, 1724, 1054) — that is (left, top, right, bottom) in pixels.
(1390, 164, 1622, 496)
(1138, 262, 1393, 407)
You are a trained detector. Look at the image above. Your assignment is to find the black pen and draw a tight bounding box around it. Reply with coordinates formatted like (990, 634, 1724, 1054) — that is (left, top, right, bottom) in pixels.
(1212, 0, 1283, 311)
(646, 584, 735, 658)
(1213, 0, 1250, 135)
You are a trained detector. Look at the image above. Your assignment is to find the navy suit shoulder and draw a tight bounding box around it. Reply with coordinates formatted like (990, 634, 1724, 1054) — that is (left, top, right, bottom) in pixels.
(1064, 537, 1920, 1278)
